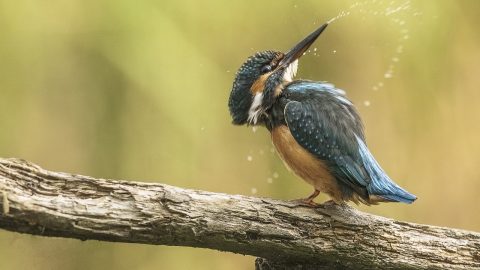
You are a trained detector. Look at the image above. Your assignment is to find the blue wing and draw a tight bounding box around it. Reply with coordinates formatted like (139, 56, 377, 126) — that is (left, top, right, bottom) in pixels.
(282, 81, 416, 203)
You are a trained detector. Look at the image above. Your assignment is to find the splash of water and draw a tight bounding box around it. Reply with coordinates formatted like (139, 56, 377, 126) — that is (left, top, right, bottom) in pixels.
(323, 0, 422, 95)
(328, 10, 351, 24)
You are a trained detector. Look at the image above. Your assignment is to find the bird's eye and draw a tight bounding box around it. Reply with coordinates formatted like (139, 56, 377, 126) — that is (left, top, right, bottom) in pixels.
(261, 65, 272, 74)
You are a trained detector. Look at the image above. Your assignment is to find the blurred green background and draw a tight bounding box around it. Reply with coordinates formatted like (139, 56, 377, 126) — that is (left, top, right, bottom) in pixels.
(1, 0, 480, 269)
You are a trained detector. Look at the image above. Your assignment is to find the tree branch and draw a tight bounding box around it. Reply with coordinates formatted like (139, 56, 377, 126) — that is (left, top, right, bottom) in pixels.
(0, 158, 479, 269)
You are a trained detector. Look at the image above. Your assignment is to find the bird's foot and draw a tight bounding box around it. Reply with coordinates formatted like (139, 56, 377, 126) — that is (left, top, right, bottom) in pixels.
(321, 199, 338, 206)
(290, 198, 319, 207)
(291, 189, 321, 207)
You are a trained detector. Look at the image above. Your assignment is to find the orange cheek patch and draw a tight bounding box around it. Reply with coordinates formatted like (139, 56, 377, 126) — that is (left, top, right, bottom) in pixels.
(250, 72, 272, 94)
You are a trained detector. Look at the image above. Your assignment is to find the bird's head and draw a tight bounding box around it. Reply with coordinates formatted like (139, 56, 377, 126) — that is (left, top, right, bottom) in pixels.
(228, 23, 329, 125)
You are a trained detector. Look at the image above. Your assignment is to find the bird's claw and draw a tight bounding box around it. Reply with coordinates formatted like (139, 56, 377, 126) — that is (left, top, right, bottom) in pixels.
(290, 198, 319, 207)
(321, 199, 339, 206)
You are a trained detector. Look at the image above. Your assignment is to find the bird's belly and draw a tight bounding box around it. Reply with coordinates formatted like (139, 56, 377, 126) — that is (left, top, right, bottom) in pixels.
(271, 125, 342, 201)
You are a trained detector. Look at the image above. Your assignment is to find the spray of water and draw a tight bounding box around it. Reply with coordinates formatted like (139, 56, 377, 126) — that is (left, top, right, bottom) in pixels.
(328, 10, 351, 24)
(320, 0, 422, 104)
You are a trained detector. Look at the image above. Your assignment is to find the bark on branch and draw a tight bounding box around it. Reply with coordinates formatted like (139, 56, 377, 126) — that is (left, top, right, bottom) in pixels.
(0, 158, 479, 269)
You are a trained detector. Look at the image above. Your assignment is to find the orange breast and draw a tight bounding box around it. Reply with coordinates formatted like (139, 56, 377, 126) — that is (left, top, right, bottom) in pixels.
(271, 125, 343, 202)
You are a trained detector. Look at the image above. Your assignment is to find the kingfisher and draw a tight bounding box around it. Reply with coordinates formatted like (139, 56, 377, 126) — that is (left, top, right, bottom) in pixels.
(228, 22, 416, 205)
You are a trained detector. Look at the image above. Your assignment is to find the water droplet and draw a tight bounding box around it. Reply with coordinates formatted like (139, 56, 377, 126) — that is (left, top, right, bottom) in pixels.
(267, 178, 273, 184)
(364, 100, 371, 106)
(252, 127, 258, 133)
(384, 72, 393, 79)
(251, 188, 257, 194)
(247, 156, 253, 162)
(273, 172, 279, 178)
(333, 50, 337, 54)
(392, 57, 399, 62)
(200, 127, 205, 131)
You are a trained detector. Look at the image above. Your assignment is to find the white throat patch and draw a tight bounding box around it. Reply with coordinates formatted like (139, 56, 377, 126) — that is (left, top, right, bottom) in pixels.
(247, 93, 264, 125)
(283, 60, 298, 82)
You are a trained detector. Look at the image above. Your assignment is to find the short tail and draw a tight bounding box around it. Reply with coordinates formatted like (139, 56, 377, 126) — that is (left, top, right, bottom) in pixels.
(356, 136, 417, 204)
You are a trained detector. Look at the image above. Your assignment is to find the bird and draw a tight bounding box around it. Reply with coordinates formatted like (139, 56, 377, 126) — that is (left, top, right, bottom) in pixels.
(228, 21, 417, 205)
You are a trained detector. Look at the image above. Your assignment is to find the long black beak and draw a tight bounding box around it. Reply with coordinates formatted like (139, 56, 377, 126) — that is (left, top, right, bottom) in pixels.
(278, 23, 329, 68)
